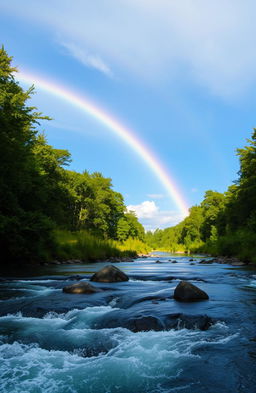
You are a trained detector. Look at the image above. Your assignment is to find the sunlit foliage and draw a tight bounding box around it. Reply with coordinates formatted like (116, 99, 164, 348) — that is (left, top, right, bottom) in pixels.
(0, 47, 146, 264)
(146, 133, 256, 263)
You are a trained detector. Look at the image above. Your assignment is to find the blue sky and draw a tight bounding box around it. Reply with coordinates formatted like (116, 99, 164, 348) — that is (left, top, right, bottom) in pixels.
(1, 0, 256, 230)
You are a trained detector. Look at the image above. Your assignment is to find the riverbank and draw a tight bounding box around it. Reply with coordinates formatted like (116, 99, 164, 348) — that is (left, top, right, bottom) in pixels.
(52, 230, 150, 263)
(195, 255, 255, 266)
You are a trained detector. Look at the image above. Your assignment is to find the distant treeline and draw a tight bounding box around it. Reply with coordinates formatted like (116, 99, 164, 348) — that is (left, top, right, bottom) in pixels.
(146, 130, 256, 263)
(0, 47, 149, 264)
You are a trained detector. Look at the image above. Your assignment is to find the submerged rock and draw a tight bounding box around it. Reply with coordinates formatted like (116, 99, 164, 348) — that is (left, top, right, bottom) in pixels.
(130, 315, 164, 332)
(90, 265, 129, 283)
(134, 314, 212, 331)
(97, 310, 213, 332)
(212, 256, 245, 265)
(97, 313, 164, 332)
(199, 259, 213, 264)
(165, 313, 212, 331)
(67, 275, 82, 281)
(106, 256, 134, 263)
(63, 281, 102, 294)
(51, 260, 61, 265)
(174, 281, 209, 301)
(231, 261, 246, 266)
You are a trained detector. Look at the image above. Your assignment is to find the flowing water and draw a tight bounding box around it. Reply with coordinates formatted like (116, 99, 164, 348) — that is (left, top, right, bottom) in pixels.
(0, 254, 256, 393)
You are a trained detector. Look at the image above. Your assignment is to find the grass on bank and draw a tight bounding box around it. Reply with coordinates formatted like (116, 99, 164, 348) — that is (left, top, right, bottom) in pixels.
(53, 230, 150, 261)
(150, 240, 204, 254)
(113, 237, 151, 255)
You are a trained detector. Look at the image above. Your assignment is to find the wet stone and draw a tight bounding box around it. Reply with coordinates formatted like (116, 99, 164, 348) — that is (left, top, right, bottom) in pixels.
(63, 281, 102, 294)
(90, 265, 129, 283)
(174, 281, 209, 301)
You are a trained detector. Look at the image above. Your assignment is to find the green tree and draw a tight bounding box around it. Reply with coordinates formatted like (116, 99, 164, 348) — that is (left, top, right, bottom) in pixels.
(125, 211, 145, 240)
(32, 134, 72, 227)
(0, 47, 53, 263)
(116, 217, 131, 241)
(116, 211, 145, 242)
(200, 190, 226, 240)
(232, 130, 256, 227)
(86, 172, 125, 238)
(180, 206, 204, 244)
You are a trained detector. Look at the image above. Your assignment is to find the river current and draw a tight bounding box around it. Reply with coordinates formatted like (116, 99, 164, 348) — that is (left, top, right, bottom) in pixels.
(0, 254, 256, 393)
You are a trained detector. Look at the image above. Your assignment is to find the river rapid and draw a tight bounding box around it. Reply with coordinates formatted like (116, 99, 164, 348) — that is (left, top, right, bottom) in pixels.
(0, 254, 256, 393)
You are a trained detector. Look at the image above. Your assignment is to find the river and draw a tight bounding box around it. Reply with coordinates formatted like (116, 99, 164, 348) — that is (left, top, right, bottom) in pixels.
(0, 254, 256, 393)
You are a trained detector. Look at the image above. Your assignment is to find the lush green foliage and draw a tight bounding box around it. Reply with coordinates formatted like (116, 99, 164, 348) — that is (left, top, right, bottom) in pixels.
(146, 131, 256, 263)
(53, 230, 139, 261)
(114, 237, 150, 255)
(0, 47, 54, 263)
(0, 47, 147, 264)
(54, 230, 149, 261)
(3, 46, 255, 264)
(116, 211, 145, 242)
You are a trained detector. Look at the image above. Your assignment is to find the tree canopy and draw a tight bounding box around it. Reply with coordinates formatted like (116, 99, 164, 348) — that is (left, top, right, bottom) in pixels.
(0, 47, 145, 264)
(146, 133, 256, 263)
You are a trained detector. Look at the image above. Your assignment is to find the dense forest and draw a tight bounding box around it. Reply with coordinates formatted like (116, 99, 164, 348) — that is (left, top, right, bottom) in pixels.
(146, 130, 256, 263)
(1, 46, 256, 265)
(0, 47, 149, 265)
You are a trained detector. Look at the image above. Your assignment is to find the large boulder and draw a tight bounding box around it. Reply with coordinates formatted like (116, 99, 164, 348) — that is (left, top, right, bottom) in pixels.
(63, 281, 102, 294)
(174, 281, 209, 301)
(90, 265, 129, 283)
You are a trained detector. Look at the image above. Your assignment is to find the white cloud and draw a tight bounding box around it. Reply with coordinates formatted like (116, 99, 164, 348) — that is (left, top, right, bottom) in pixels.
(2, 0, 256, 97)
(60, 41, 113, 76)
(127, 201, 158, 219)
(127, 200, 183, 231)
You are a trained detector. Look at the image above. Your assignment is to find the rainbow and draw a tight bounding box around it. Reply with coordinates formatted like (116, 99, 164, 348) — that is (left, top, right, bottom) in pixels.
(17, 71, 189, 217)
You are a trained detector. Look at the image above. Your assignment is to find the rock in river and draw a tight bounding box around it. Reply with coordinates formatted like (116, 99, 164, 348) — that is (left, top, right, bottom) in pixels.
(90, 265, 129, 283)
(63, 281, 102, 294)
(174, 281, 209, 301)
(97, 310, 213, 332)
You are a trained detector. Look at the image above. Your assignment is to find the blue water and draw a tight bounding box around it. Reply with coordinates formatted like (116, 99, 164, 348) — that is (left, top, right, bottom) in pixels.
(0, 255, 256, 393)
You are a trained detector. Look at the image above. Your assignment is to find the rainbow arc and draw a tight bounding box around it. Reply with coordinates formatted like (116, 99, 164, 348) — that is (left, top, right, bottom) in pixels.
(17, 71, 189, 218)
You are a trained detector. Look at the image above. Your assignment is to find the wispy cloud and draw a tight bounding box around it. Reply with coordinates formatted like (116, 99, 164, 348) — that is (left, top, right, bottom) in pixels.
(2, 0, 256, 97)
(127, 200, 183, 231)
(60, 41, 113, 77)
(147, 193, 165, 199)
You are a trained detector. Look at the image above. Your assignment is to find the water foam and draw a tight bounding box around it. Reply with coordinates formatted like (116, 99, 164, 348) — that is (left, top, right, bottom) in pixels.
(0, 317, 237, 393)
(248, 279, 256, 288)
